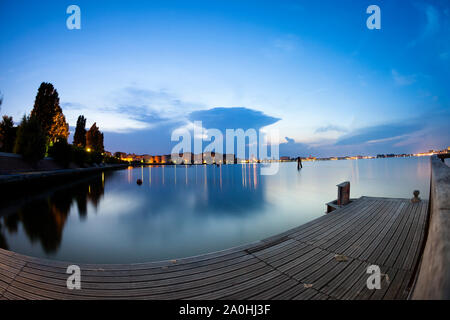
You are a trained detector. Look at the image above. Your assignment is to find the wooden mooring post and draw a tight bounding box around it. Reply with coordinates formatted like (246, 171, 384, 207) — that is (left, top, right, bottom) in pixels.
(327, 181, 351, 213)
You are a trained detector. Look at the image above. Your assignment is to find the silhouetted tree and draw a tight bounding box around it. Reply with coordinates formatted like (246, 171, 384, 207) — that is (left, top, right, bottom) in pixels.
(30, 82, 66, 138)
(0, 115, 17, 153)
(73, 115, 87, 147)
(86, 122, 104, 153)
(13, 115, 47, 164)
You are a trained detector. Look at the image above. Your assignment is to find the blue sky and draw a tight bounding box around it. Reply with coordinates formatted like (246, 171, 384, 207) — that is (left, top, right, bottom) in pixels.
(0, 0, 449, 157)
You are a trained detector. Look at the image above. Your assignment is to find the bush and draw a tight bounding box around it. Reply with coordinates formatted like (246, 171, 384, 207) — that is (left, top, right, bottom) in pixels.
(0, 115, 17, 153)
(89, 151, 104, 165)
(48, 139, 73, 168)
(71, 145, 89, 166)
(103, 155, 124, 164)
(13, 115, 47, 164)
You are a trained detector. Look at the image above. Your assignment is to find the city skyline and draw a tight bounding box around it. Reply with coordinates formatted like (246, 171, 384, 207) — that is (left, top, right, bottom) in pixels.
(0, 0, 449, 158)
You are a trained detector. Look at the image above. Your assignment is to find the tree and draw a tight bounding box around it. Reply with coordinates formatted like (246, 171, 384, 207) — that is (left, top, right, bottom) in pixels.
(86, 122, 104, 153)
(13, 115, 47, 164)
(73, 115, 87, 147)
(30, 82, 63, 137)
(0, 115, 17, 153)
(48, 112, 69, 143)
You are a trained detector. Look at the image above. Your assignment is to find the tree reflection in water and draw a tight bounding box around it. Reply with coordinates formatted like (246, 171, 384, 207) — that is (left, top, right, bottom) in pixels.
(0, 221, 8, 250)
(0, 172, 106, 253)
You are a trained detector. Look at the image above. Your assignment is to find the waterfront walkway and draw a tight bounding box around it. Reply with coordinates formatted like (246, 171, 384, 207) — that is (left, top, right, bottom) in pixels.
(0, 196, 428, 300)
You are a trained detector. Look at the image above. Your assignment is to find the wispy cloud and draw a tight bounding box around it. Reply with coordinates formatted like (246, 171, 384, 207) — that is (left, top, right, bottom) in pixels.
(315, 124, 348, 134)
(62, 87, 205, 133)
(409, 3, 440, 47)
(335, 121, 421, 146)
(272, 34, 300, 53)
(62, 102, 152, 133)
(440, 52, 449, 60)
(391, 69, 416, 86)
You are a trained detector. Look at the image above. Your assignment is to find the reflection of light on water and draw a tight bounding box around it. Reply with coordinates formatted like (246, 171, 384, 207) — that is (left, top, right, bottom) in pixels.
(141, 166, 144, 183)
(102, 172, 104, 188)
(416, 157, 430, 179)
(204, 165, 207, 190)
(253, 164, 257, 188)
(149, 166, 151, 185)
(350, 159, 360, 184)
(185, 165, 188, 185)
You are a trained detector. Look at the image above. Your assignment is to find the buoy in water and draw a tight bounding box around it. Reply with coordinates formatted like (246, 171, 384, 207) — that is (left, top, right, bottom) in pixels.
(137, 179, 143, 185)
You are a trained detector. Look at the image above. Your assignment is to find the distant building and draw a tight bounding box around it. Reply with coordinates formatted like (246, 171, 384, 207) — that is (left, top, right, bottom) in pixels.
(202, 152, 215, 164)
(224, 154, 236, 164)
(194, 153, 203, 164)
(161, 155, 170, 164)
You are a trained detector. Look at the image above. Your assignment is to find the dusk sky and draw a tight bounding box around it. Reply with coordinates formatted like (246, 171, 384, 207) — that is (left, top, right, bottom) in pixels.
(0, 0, 449, 157)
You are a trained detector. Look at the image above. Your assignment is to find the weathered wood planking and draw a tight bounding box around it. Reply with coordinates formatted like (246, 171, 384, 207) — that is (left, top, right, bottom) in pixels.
(0, 197, 428, 300)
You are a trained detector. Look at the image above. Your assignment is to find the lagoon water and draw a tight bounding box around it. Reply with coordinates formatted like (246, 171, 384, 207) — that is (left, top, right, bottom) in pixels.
(0, 157, 431, 264)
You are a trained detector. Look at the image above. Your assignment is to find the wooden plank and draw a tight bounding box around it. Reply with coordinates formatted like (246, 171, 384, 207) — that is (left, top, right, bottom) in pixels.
(18, 257, 263, 290)
(384, 202, 420, 268)
(288, 198, 371, 243)
(20, 254, 259, 285)
(317, 199, 388, 251)
(327, 200, 395, 256)
(402, 201, 428, 271)
(249, 278, 299, 300)
(220, 274, 292, 300)
(344, 200, 402, 259)
(382, 269, 410, 300)
(320, 260, 364, 296)
(365, 201, 412, 265)
(392, 203, 423, 270)
(11, 261, 270, 299)
(293, 199, 376, 244)
(372, 202, 415, 267)
(357, 201, 407, 261)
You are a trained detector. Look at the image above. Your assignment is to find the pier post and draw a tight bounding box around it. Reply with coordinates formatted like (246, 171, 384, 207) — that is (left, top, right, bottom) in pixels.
(337, 181, 350, 206)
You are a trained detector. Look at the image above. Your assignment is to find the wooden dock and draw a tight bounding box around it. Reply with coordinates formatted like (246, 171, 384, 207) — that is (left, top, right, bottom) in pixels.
(0, 196, 428, 300)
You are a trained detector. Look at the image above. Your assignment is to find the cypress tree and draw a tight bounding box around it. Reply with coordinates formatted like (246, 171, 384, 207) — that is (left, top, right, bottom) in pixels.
(73, 115, 87, 147)
(31, 82, 62, 136)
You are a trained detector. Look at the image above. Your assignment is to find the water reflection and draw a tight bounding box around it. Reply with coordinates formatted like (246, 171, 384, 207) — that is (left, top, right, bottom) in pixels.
(1, 174, 105, 253)
(0, 157, 431, 264)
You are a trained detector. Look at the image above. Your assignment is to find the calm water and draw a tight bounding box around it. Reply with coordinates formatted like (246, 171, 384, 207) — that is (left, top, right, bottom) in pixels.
(0, 157, 431, 264)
